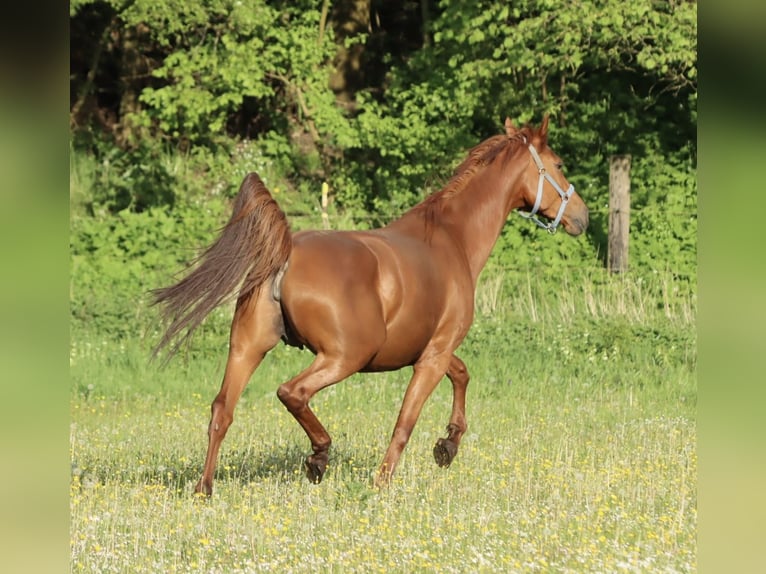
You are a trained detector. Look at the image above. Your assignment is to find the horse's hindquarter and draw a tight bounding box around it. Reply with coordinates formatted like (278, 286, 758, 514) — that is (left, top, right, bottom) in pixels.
(279, 231, 382, 356)
(280, 229, 473, 371)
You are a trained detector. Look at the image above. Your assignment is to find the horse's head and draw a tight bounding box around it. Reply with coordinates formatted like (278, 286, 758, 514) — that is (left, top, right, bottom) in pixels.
(506, 116, 589, 236)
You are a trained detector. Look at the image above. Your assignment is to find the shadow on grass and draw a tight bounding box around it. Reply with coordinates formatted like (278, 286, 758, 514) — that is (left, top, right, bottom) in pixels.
(72, 441, 381, 496)
(220, 442, 381, 487)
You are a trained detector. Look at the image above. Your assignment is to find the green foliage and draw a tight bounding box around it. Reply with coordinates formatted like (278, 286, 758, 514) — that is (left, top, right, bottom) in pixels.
(629, 146, 697, 276)
(69, 0, 697, 341)
(328, 0, 695, 278)
(353, 0, 696, 195)
(68, 7, 697, 568)
(121, 1, 357, 154)
(81, 139, 178, 213)
(70, 200, 229, 339)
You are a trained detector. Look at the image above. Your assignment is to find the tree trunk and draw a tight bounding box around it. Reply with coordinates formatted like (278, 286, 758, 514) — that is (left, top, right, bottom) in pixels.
(116, 24, 151, 145)
(328, 0, 371, 104)
(608, 155, 631, 273)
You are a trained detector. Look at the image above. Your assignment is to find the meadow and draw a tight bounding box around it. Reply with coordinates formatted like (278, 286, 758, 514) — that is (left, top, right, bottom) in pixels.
(70, 270, 696, 573)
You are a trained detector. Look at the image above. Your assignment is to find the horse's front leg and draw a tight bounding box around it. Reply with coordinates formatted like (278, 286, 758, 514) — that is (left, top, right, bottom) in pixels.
(375, 355, 452, 487)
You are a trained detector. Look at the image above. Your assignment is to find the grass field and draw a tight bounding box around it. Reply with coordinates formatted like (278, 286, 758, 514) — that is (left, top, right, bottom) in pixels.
(70, 271, 696, 573)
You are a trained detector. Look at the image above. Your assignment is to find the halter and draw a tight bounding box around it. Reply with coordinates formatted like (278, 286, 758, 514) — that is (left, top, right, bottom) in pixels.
(517, 141, 575, 234)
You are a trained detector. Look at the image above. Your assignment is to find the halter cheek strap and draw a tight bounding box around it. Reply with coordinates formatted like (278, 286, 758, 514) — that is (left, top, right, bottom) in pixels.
(518, 142, 575, 234)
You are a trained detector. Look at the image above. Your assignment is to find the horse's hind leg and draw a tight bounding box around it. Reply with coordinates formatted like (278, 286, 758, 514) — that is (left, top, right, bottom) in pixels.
(276, 354, 365, 484)
(194, 286, 282, 497)
(433, 354, 470, 468)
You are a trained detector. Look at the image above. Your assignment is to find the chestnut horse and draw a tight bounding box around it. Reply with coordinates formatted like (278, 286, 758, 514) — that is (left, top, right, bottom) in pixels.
(153, 116, 589, 496)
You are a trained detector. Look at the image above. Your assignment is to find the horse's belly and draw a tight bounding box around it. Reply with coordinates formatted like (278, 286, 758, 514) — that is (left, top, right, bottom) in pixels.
(363, 348, 420, 372)
(363, 344, 421, 372)
(361, 311, 437, 371)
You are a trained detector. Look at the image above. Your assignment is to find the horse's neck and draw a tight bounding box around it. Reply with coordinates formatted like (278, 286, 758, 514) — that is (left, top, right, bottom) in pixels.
(387, 159, 525, 283)
(439, 165, 525, 282)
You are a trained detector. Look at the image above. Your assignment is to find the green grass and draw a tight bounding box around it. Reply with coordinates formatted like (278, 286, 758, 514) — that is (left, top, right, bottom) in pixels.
(70, 273, 696, 573)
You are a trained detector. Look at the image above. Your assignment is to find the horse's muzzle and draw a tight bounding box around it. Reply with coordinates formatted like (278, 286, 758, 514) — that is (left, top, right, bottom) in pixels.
(563, 209, 589, 236)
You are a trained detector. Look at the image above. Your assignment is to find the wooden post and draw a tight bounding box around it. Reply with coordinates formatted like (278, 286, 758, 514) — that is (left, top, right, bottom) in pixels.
(608, 155, 631, 273)
(321, 182, 330, 230)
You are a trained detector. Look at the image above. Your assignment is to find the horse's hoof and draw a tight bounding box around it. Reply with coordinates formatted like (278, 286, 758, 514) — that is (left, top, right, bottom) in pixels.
(373, 469, 392, 489)
(304, 458, 326, 484)
(433, 438, 458, 468)
(193, 480, 213, 499)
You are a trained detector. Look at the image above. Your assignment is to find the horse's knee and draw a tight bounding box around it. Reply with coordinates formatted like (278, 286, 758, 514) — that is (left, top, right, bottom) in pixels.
(447, 421, 467, 438)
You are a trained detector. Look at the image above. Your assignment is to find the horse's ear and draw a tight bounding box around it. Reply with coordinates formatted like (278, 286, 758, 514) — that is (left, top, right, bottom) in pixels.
(540, 114, 550, 139)
(504, 117, 515, 137)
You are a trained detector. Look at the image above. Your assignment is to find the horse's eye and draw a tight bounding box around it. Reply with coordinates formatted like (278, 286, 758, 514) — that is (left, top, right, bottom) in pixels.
(555, 162, 564, 171)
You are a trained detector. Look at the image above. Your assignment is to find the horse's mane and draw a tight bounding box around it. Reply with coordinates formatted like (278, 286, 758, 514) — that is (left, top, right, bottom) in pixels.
(409, 125, 542, 238)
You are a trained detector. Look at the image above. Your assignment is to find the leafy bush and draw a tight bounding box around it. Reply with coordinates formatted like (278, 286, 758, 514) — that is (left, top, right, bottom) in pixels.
(69, 0, 696, 343)
(70, 200, 229, 340)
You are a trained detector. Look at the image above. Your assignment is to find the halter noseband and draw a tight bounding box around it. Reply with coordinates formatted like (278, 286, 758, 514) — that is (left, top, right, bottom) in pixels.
(517, 141, 575, 234)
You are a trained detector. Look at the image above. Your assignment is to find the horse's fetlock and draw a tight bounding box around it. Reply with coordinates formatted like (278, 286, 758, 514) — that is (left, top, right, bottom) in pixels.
(312, 437, 332, 454)
(392, 426, 412, 450)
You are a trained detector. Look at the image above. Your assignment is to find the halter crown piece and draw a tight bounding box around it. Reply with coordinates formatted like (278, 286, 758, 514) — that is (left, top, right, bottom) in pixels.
(517, 141, 575, 234)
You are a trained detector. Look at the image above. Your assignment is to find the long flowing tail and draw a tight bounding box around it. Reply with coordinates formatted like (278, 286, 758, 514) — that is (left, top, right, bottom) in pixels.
(151, 173, 291, 358)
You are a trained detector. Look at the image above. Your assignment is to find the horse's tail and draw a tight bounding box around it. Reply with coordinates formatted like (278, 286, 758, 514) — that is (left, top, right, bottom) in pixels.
(151, 172, 291, 359)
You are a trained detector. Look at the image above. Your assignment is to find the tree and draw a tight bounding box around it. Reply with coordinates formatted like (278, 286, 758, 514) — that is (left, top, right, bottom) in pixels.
(70, 0, 696, 246)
